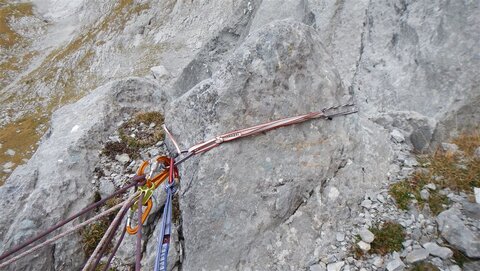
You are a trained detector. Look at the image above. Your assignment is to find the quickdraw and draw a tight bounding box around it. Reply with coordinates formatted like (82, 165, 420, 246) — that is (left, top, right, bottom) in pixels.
(126, 156, 179, 235)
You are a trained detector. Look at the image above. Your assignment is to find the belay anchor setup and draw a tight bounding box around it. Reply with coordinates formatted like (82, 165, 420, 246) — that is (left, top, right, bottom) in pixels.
(0, 103, 357, 271)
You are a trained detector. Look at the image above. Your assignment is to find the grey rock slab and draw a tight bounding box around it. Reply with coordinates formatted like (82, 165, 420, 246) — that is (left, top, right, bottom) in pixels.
(437, 207, 480, 258)
(167, 21, 357, 270)
(420, 189, 430, 200)
(391, 129, 405, 143)
(310, 263, 327, 271)
(150, 65, 170, 80)
(423, 242, 453, 260)
(327, 261, 345, 271)
(361, 199, 373, 209)
(405, 248, 429, 263)
(0, 78, 166, 271)
(372, 256, 383, 267)
(336, 232, 345, 242)
(98, 180, 115, 199)
(357, 241, 371, 252)
(115, 153, 130, 164)
(386, 259, 405, 271)
(448, 265, 461, 271)
(359, 228, 375, 243)
(425, 183, 436, 191)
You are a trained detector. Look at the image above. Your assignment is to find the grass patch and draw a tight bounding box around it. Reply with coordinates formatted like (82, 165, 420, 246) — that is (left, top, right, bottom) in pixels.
(369, 221, 405, 255)
(101, 112, 164, 160)
(81, 218, 111, 257)
(409, 262, 440, 271)
(81, 195, 122, 257)
(118, 112, 165, 150)
(389, 131, 479, 214)
(102, 141, 138, 160)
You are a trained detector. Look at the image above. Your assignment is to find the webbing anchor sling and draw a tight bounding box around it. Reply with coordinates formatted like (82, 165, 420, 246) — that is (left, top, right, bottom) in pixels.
(154, 158, 176, 271)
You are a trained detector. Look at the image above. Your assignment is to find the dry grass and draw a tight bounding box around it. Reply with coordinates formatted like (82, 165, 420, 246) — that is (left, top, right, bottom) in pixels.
(80, 218, 111, 257)
(0, 115, 49, 185)
(409, 262, 440, 271)
(118, 111, 165, 150)
(0, 2, 33, 48)
(389, 131, 480, 214)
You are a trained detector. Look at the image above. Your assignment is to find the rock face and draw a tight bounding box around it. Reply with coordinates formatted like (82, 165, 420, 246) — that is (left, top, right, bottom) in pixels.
(0, 78, 166, 270)
(0, 0, 479, 270)
(167, 21, 355, 270)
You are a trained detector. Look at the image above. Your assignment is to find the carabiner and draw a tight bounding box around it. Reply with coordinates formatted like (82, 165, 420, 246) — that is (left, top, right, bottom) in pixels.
(126, 197, 153, 235)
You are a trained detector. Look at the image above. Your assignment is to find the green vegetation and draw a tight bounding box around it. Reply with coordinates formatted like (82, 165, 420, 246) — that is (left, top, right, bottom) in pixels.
(369, 222, 405, 255)
(409, 262, 440, 271)
(389, 131, 479, 214)
(389, 172, 449, 215)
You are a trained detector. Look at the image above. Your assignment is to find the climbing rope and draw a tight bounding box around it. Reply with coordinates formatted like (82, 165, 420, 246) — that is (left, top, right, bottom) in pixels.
(0, 201, 125, 269)
(0, 103, 357, 270)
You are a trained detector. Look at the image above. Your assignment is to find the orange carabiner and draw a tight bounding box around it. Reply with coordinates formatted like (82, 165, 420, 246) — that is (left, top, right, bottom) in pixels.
(126, 198, 153, 235)
(136, 156, 179, 189)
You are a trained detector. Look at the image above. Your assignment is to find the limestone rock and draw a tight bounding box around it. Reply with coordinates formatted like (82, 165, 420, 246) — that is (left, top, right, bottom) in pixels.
(423, 242, 453, 260)
(386, 259, 405, 271)
(0, 78, 166, 271)
(327, 261, 345, 271)
(310, 263, 327, 271)
(115, 153, 131, 164)
(437, 207, 480, 258)
(420, 189, 430, 200)
(405, 248, 429, 263)
(357, 241, 371, 252)
(151, 65, 170, 80)
(167, 20, 356, 270)
(391, 129, 405, 143)
(359, 228, 375, 243)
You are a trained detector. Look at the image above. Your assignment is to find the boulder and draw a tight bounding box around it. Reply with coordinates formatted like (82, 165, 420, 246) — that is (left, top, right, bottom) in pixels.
(437, 207, 480, 258)
(423, 242, 453, 260)
(165, 20, 359, 270)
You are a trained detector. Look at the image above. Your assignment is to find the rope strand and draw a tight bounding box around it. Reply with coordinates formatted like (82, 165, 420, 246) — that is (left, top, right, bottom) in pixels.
(0, 201, 124, 269)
